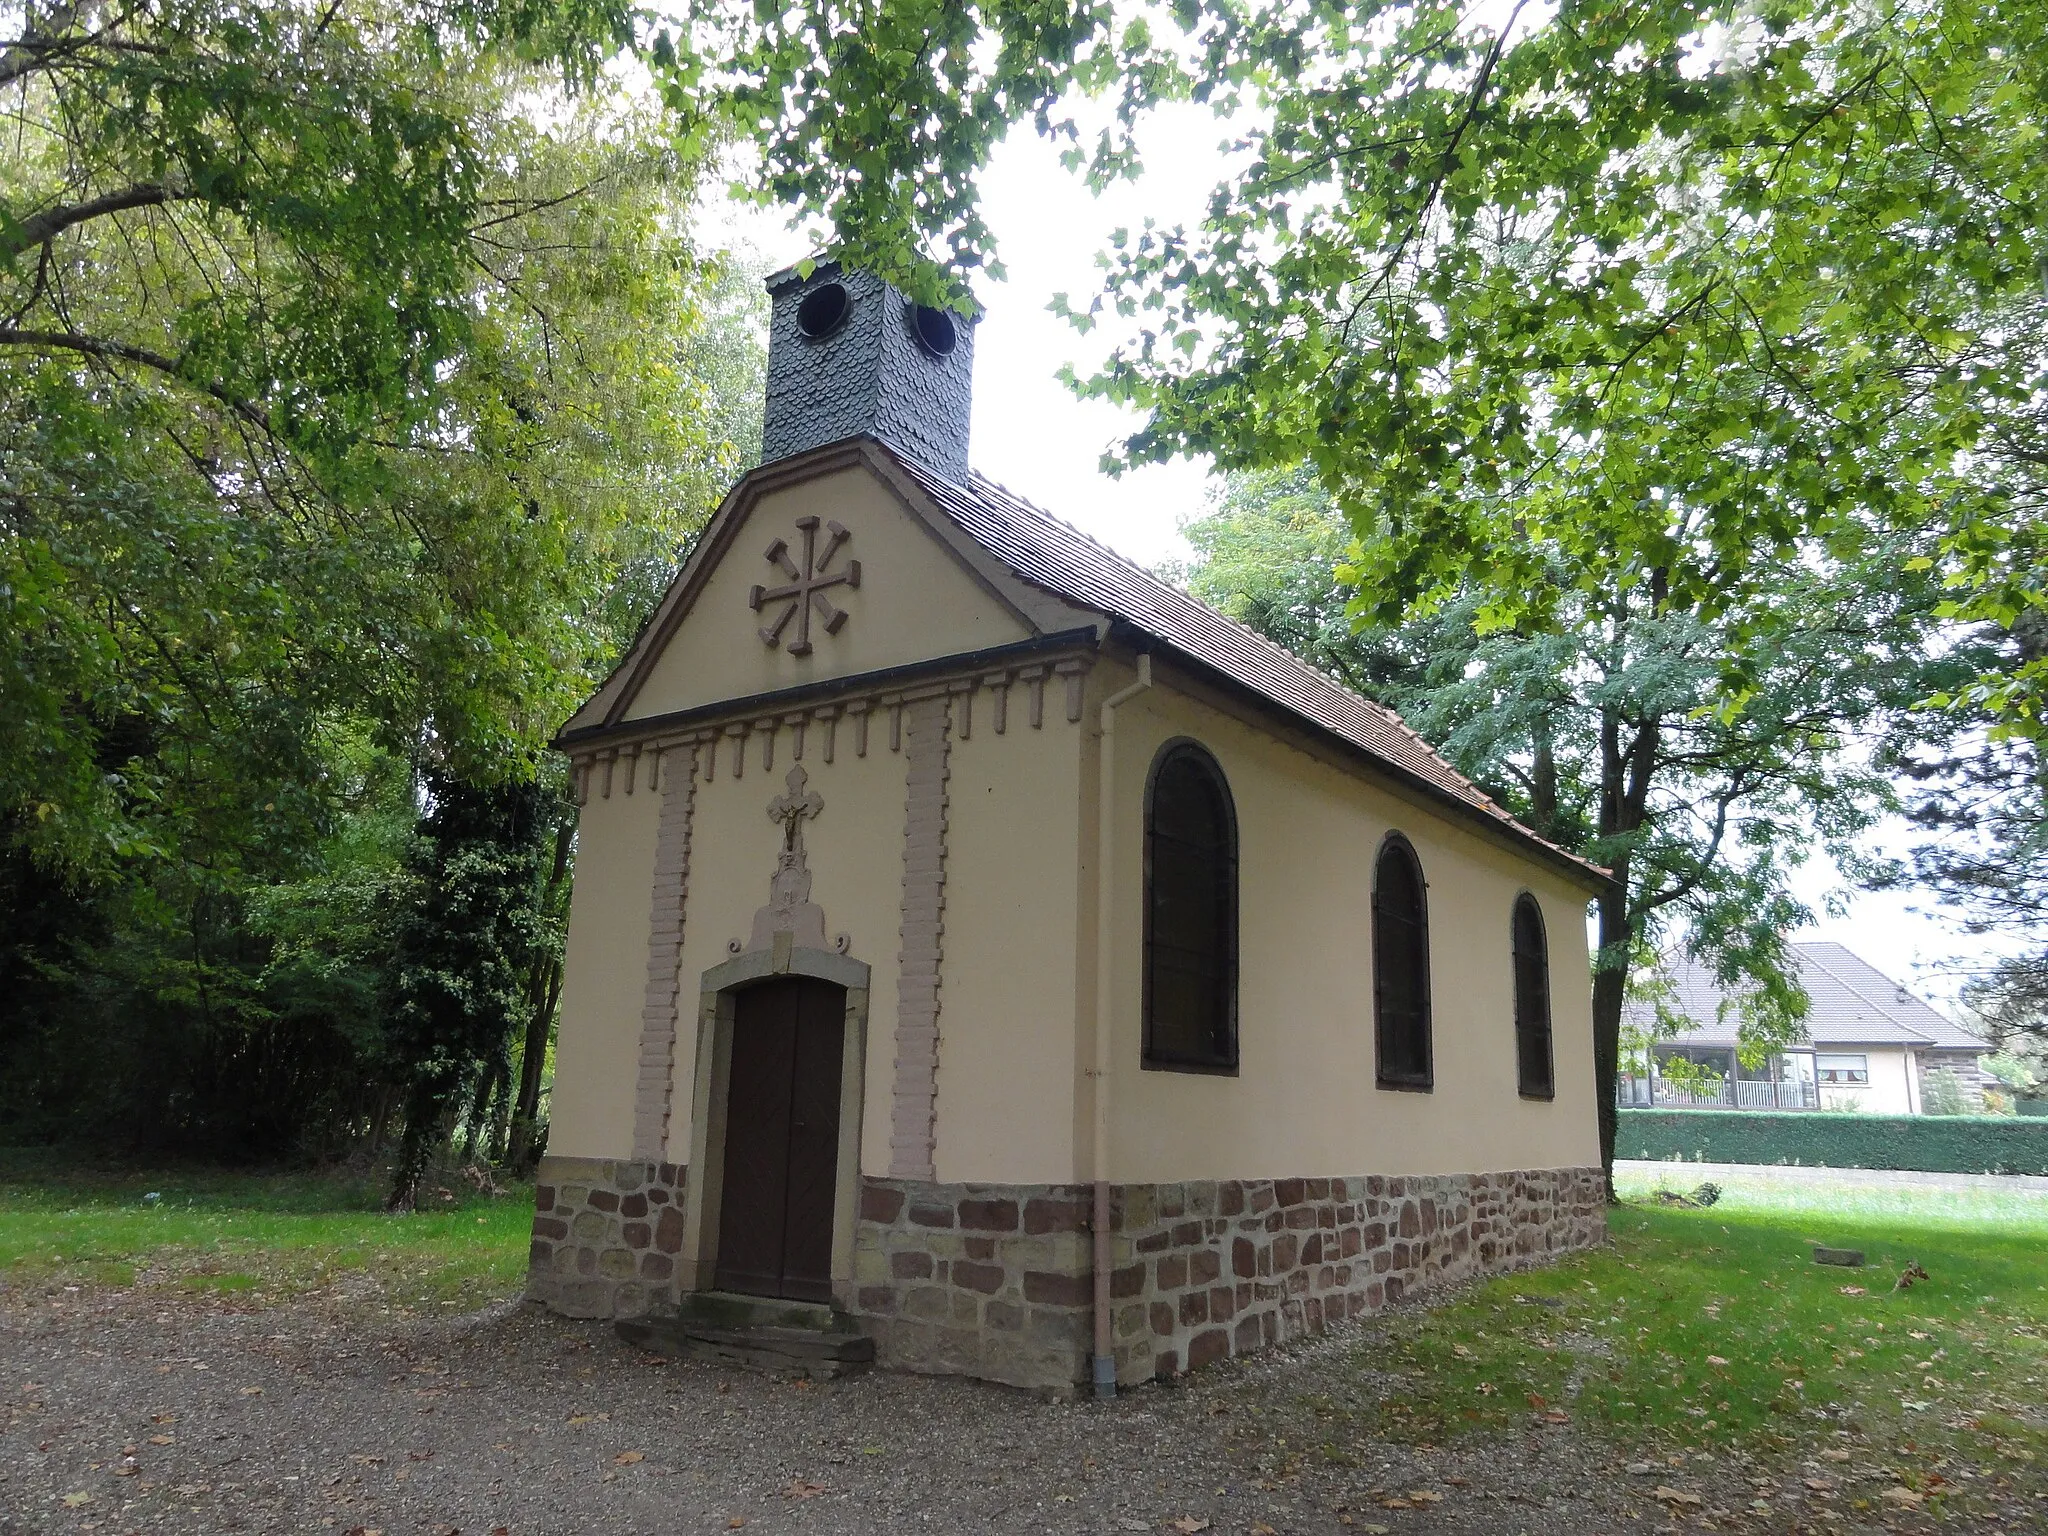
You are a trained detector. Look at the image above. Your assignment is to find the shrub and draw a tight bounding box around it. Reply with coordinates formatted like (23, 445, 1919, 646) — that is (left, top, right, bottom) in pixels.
(1922, 1067, 1970, 1117)
(1616, 1108, 2048, 1175)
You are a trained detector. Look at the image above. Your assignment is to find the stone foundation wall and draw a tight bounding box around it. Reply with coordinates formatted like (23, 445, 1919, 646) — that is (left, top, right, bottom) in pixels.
(850, 1167, 1606, 1391)
(1113, 1167, 1607, 1383)
(527, 1156, 688, 1319)
(850, 1180, 1097, 1390)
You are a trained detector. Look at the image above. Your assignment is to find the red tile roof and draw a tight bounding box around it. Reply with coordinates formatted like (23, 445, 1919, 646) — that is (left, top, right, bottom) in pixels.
(899, 458, 1609, 888)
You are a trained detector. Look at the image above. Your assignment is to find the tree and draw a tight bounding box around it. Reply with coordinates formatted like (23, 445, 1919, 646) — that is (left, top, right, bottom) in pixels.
(1883, 612, 2048, 1052)
(383, 772, 553, 1209)
(1181, 469, 1973, 1184)
(3, 3, 749, 876)
(0, 3, 763, 1161)
(1067, 0, 2048, 733)
(1024, 0, 2048, 1178)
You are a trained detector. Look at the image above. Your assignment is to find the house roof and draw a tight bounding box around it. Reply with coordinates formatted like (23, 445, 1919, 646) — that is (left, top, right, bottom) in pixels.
(1630, 941, 1990, 1052)
(561, 437, 1610, 891)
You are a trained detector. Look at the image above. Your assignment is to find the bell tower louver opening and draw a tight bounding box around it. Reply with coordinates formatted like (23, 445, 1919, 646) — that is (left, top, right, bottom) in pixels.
(760, 263, 978, 482)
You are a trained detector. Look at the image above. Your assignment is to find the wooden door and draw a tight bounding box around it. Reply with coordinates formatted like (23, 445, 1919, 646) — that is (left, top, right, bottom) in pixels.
(714, 977, 845, 1303)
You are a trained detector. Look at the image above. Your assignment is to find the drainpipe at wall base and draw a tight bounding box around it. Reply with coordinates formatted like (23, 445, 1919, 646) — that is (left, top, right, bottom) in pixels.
(1092, 652, 1152, 1402)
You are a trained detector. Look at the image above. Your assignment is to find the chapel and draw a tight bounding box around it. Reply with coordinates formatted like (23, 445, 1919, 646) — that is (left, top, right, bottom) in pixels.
(526, 264, 1610, 1394)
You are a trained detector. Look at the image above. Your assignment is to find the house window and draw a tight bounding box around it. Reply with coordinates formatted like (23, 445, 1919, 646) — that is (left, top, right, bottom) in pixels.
(1143, 741, 1238, 1072)
(1817, 1053, 1870, 1086)
(1511, 893, 1554, 1099)
(1373, 834, 1433, 1089)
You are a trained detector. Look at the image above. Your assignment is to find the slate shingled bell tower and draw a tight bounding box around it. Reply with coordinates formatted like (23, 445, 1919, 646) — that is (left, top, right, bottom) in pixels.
(761, 264, 977, 482)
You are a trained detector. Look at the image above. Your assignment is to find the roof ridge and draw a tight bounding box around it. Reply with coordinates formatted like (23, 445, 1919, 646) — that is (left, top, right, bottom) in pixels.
(1797, 945, 1936, 1044)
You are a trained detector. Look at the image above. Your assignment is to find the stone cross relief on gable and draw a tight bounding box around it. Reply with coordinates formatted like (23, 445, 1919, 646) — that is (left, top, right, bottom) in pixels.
(748, 765, 829, 951)
(749, 515, 860, 656)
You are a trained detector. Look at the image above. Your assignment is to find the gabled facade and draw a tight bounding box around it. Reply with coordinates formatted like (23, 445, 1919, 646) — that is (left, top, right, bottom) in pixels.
(527, 265, 1610, 1393)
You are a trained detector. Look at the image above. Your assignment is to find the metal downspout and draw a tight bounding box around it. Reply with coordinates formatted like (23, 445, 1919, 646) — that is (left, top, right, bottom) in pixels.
(1092, 653, 1151, 1401)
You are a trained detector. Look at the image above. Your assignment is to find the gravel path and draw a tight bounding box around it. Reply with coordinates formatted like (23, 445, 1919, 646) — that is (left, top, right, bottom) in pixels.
(1616, 1161, 2048, 1196)
(0, 1289, 1993, 1536)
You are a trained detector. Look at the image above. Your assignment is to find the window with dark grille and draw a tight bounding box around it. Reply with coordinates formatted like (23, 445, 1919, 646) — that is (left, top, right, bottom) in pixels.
(1512, 893, 1554, 1099)
(1143, 742, 1238, 1072)
(1373, 836, 1432, 1089)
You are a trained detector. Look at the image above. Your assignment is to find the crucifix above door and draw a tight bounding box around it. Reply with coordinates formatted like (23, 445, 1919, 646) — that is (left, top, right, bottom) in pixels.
(749, 515, 861, 656)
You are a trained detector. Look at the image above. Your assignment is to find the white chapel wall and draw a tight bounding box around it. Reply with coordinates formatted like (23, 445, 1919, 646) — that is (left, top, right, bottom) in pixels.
(929, 706, 1088, 1185)
(548, 775, 663, 1161)
(1098, 657, 1603, 1183)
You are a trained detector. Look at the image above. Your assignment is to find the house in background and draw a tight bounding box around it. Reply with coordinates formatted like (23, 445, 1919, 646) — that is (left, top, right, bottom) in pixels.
(1618, 941, 1992, 1114)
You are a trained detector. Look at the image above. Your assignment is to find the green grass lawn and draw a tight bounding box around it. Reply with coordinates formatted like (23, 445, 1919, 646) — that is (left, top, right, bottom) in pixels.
(1315, 1168, 2048, 1510)
(0, 1149, 533, 1313)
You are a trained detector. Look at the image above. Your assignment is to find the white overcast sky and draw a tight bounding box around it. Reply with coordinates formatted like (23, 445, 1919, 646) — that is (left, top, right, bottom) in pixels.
(705, 110, 2009, 1018)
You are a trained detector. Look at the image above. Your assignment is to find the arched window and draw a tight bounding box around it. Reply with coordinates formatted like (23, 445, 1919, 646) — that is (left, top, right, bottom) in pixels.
(1512, 893, 1555, 1099)
(1143, 741, 1238, 1072)
(1373, 835, 1432, 1089)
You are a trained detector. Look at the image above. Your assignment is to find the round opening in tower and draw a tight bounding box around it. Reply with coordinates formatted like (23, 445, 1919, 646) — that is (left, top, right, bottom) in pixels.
(911, 304, 958, 357)
(795, 282, 851, 340)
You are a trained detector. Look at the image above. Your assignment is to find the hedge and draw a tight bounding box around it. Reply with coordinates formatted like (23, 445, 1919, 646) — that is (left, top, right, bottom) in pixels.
(1616, 1108, 2048, 1176)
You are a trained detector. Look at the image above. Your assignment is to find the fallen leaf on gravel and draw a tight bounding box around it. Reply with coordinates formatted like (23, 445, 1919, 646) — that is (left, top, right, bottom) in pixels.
(1901, 1399, 1931, 1412)
(1443, 1476, 1468, 1487)
(112, 1461, 139, 1477)
(173, 1483, 210, 1496)
(1117, 1520, 1149, 1532)
(614, 1451, 645, 1466)
(1838, 1286, 1867, 1297)
(1407, 1490, 1443, 1504)
(1540, 1409, 1569, 1424)
(1378, 1498, 1410, 1510)
(566, 1412, 608, 1424)
(1250, 1522, 1278, 1534)
(784, 1478, 826, 1500)
(1652, 1487, 1703, 1507)
(725, 1521, 746, 1530)
(241, 1385, 263, 1395)
(1819, 1449, 1853, 1462)
(149, 1434, 173, 1445)
(62, 1493, 92, 1508)
(1626, 1462, 1656, 1476)
(1805, 1477, 1838, 1491)
(1167, 1519, 1210, 1534)
(1882, 1487, 1924, 1507)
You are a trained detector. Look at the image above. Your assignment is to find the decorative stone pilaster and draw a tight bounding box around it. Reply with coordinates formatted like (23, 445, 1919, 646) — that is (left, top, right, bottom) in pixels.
(631, 744, 697, 1162)
(889, 695, 950, 1180)
(527, 1156, 687, 1319)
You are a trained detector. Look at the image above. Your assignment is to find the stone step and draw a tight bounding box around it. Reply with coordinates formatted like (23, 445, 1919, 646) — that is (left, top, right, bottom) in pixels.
(667, 1289, 861, 1334)
(617, 1295, 875, 1379)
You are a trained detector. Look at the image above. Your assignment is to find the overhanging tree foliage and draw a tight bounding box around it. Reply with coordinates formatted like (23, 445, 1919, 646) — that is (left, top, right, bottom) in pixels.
(1028, 0, 2048, 1177)
(0, 1, 761, 1163)
(1182, 470, 1975, 1182)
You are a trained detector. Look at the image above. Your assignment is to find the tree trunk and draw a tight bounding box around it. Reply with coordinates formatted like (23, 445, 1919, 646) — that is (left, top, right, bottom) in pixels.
(507, 816, 573, 1176)
(506, 956, 561, 1175)
(1591, 874, 1632, 1199)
